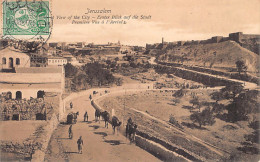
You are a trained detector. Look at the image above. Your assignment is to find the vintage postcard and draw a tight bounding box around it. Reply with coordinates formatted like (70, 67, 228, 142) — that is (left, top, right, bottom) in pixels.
(0, 0, 259, 161)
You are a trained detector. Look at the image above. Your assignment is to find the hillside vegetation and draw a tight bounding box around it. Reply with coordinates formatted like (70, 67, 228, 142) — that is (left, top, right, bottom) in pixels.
(156, 41, 259, 73)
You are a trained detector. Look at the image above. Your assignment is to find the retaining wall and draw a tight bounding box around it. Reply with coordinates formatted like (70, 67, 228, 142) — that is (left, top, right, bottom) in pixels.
(91, 99, 195, 161)
(31, 114, 59, 162)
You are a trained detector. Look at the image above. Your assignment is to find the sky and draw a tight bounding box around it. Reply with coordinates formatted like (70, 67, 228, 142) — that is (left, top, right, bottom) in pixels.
(49, 0, 260, 46)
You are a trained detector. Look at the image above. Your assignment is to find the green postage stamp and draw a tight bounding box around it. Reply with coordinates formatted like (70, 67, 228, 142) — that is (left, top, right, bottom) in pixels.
(3, 0, 51, 36)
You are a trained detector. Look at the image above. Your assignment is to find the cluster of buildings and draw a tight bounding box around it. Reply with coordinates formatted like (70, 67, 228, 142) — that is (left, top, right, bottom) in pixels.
(0, 39, 147, 121)
(0, 42, 65, 121)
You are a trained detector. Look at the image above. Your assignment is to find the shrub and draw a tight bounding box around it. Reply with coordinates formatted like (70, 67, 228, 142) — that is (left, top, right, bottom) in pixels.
(169, 114, 183, 129)
(172, 88, 185, 98)
(190, 107, 215, 128)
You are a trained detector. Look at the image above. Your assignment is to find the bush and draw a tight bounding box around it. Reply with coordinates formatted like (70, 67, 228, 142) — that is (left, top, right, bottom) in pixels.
(172, 88, 185, 98)
(226, 90, 259, 122)
(244, 129, 260, 144)
(169, 115, 183, 129)
(190, 107, 215, 128)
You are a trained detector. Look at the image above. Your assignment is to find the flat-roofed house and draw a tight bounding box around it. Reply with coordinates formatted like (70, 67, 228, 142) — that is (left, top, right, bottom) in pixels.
(47, 56, 67, 66)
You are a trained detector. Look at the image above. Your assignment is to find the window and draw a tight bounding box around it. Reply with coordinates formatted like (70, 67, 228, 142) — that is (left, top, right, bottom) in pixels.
(2, 57, 6, 64)
(16, 58, 20, 65)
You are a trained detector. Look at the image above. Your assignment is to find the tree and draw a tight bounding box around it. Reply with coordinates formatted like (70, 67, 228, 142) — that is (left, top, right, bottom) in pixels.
(72, 73, 88, 90)
(226, 90, 259, 122)
(189, 96, 199, 108)
(211, 103, 225, 116)
(82, 62, 115, 87)
(190, 107, 215, 128)
(173, 88, 185, 98)
(210, 91, 224, 103)
(64, 63, 78, 78)
(244, 129, 259, 144)
(220, 84, 244, 100)
(235, 60, 247, 75)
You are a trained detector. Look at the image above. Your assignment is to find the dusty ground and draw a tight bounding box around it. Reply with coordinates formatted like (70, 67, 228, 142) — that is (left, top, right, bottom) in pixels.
(0, 121, 47, 161)
(0, 121, 46, 142)
(97, 89, 260, 161)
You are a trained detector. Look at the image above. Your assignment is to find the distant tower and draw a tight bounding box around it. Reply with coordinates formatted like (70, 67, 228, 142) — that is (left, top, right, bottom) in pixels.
(118, 40, 120, 45)
(162, 37, 164, 44)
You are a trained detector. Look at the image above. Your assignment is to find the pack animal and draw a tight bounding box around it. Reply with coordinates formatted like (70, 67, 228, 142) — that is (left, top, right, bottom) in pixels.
(111, 116, 122, 134)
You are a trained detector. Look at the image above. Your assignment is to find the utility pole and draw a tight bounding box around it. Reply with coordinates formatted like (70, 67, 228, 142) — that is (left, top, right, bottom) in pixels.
(123, 88, 126, 127)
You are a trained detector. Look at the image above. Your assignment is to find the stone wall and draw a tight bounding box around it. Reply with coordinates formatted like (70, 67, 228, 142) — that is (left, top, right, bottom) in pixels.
(147, 32, 260, 54)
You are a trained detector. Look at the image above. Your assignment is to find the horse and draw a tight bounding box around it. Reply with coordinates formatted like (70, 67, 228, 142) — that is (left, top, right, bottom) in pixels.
(111, 116, 122, 134)
(126, 123, 138, 142)
(95, 109, 101, 123)
(101, 111, 109, 128)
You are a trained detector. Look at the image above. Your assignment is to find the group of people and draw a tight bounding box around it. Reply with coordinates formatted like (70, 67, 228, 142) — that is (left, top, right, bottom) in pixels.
(68, 101, 89, 154)
(67, 99, 136, 154)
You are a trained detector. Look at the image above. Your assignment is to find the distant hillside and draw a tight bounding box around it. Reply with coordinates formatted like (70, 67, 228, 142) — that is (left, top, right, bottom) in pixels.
(156, 41, 259, 73)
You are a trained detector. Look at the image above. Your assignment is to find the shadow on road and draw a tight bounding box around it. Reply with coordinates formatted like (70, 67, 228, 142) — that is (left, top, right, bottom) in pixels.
(94, 132, 107, 138)
(80, 121, 93, 124)
(64, 151, 78, 154)
(89, 125, 100, 130)
(104, 140, 125, 146)
(56, 137, 70, 140)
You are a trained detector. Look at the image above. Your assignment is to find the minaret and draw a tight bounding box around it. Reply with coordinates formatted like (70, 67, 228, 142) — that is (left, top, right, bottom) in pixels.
(162, 37, 164, 44)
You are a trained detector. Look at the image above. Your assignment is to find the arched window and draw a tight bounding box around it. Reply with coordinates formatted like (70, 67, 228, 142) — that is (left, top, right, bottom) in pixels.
(37, 90, 45, 98)
(9, 57, 13, 68)
(2, 57, 6, 64)
(16, 58, 20, 65)
(16, 91, 22, 100)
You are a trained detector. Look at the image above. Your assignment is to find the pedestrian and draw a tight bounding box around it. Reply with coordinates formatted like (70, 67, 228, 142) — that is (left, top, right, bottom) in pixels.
(84, 111, 88, 122)
(68, 125, 73, 139)
(70, 102, 73, 109)
(77, 136, 83, 154)
(89, 94, 92, 101)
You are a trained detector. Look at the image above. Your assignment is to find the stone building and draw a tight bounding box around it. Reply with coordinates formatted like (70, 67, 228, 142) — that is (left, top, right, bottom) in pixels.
(0, 48, 30, 71)
(0, 48, 65, 100)
(47, 56, 67, 66)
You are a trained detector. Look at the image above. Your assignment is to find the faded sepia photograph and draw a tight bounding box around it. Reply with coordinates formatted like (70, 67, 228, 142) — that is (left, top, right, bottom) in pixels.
(0, 0, 260, 161)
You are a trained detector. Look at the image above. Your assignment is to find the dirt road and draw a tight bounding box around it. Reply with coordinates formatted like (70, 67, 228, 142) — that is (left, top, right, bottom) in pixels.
(44, 94, 159, 162)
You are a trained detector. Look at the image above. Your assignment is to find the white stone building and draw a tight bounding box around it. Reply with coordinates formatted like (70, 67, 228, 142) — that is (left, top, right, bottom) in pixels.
(47, 56, 67, 66)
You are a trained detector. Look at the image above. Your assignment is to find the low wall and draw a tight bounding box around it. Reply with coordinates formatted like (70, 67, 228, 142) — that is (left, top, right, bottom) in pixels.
(31, 114, 59, 162)
(91, 99, 194, 161)
(135, 135, 190, 162)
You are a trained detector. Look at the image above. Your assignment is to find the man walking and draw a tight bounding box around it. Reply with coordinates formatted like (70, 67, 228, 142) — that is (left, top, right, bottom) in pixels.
(77, 136, 83, 154)
(68, 125, 73, 139)
(70, 102, 73, 109)
(84, 111, 88, 122)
